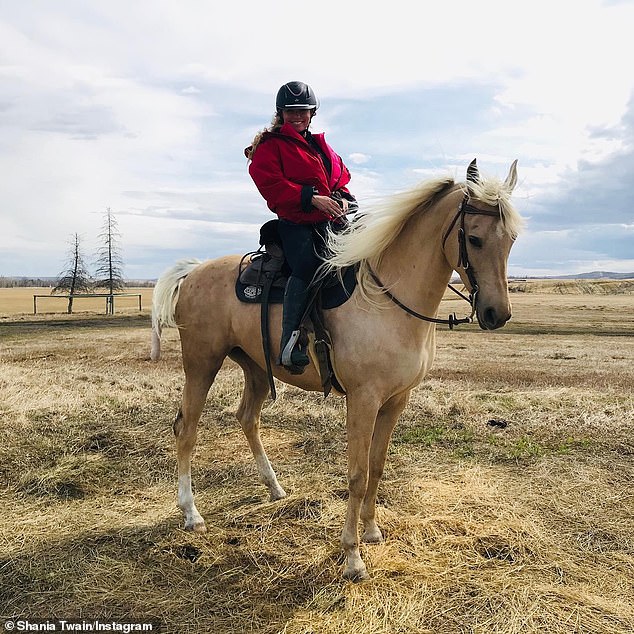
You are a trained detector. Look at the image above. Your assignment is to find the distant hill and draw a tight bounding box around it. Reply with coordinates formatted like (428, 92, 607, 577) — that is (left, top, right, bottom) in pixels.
(451, 271, 633, 284)
(554, 271, 633, 280)
(518, 272, 634, 280)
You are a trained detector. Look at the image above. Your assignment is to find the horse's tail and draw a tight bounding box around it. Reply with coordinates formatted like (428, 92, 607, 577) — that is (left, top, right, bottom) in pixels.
(150, 258, 202, 361)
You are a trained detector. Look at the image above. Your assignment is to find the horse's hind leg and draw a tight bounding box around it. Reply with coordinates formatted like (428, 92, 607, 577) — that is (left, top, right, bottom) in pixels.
(175, 359, 223, 532)
(230, 349, 287, 501)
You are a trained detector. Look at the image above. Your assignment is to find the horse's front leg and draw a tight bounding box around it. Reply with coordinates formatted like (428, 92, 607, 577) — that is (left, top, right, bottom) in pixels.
(361, 390, 410, 543)
(341, 392, 380, 581)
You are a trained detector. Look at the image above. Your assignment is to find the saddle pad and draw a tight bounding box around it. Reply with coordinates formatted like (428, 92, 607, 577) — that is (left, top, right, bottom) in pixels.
(235, 280, 285, 303)
(235, 265, 357, 310)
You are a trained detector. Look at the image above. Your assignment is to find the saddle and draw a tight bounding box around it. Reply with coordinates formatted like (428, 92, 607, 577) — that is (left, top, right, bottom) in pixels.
(235, 220, 356, 400)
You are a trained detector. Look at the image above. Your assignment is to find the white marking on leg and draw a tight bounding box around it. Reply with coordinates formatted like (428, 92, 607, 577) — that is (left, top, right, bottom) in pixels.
(178, 474, 206, 531)
(254, 454, 287, 501)
(150, 326, 162, 361)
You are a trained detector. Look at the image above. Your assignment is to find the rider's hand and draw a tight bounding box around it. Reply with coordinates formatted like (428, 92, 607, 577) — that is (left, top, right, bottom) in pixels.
(312, 195, 344, 218)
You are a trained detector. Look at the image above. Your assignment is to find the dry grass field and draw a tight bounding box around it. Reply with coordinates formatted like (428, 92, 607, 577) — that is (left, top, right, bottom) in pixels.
(0, 280, 633, 633)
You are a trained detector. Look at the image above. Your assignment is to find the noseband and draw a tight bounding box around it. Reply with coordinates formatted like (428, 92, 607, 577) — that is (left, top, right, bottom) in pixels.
(368, 192, 501, 329)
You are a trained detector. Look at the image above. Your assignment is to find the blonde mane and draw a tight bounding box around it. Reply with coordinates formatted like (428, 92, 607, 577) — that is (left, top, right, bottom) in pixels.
(322, 172, 523, 305)
(466, 176, 524, 239)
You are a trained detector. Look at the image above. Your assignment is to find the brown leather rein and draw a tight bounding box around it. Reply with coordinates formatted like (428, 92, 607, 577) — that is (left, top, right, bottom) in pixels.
(368, 193, 501, 329)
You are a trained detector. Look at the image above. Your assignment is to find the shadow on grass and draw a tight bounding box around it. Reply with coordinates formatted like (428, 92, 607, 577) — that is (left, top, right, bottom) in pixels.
(0, 518, 339, 633)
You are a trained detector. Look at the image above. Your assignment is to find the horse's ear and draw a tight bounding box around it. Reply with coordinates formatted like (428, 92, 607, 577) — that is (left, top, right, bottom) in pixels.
(504, 159, 518, 192)
(467, 158, 480, 184)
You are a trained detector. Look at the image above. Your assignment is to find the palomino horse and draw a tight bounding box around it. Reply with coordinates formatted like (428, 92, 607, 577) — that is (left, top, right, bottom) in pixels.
(151, 159, 522, 581)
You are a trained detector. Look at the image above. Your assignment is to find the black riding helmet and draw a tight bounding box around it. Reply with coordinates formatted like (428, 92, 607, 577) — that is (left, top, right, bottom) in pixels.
(276, 81, 319, 112)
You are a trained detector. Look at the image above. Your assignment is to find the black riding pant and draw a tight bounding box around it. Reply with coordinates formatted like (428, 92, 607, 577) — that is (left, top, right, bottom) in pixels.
(277, 220, 331, 283)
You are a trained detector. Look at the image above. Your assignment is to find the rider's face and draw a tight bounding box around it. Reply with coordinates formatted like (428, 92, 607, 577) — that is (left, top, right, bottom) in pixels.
(282, 108, 312, 133)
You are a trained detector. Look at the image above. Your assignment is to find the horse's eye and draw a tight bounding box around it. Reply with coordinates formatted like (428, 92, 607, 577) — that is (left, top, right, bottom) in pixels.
(468, 235, 482, 248)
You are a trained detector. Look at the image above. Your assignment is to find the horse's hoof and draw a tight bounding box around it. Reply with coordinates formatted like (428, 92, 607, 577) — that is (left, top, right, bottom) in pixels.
(184, 520, 207, 533)
(343, 565, 370, 582)
(269, 487, 287, 502)
(361, 529, 383, 544)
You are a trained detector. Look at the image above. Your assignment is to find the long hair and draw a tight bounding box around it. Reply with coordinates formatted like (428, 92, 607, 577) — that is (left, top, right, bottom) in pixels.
(245, 112, 283, 161)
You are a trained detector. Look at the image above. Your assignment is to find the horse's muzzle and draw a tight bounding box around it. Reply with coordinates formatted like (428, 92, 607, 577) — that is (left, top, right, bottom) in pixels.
(478, 306, 511, 330)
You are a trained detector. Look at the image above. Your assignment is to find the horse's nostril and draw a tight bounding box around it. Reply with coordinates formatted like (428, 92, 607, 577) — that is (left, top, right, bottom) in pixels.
(484, 308, 497, 327)
(481, 307, 511, 329)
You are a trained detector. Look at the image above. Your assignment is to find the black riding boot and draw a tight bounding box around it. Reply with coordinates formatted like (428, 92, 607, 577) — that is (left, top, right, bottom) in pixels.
(279, 276, 311, 373)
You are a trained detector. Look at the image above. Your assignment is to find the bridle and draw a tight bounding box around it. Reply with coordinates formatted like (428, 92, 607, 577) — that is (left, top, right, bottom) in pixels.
(368, 191, 501, 329)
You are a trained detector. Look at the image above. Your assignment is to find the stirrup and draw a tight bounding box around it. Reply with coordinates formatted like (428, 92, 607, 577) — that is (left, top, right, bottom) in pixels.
(281, 330, 305, 367)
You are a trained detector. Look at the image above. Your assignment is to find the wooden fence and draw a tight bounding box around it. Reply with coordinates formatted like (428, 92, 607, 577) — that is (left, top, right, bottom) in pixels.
(33, 293, 142, 315)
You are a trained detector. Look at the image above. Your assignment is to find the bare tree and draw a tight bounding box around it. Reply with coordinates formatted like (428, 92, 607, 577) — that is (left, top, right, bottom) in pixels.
(52, 233, 92, 313)
(93, 208, 125, 313)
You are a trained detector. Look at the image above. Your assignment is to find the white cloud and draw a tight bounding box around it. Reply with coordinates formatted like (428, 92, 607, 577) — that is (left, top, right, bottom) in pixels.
(1, 0, 634, 277)
(348, 153, 371, 165)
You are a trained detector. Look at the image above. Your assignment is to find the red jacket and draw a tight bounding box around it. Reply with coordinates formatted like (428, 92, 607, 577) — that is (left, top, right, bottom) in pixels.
(247, 123, 352, 224)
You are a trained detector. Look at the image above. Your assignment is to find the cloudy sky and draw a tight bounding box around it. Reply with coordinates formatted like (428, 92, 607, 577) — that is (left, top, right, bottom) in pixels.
(1, 0, 633, 279)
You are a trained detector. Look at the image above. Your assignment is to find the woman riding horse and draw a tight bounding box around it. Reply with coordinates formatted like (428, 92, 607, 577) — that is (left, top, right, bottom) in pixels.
(245, 81, 358, 373)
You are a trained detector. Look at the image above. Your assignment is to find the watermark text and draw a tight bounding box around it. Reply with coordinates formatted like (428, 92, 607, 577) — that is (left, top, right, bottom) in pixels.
(4, 620, 159, 633)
